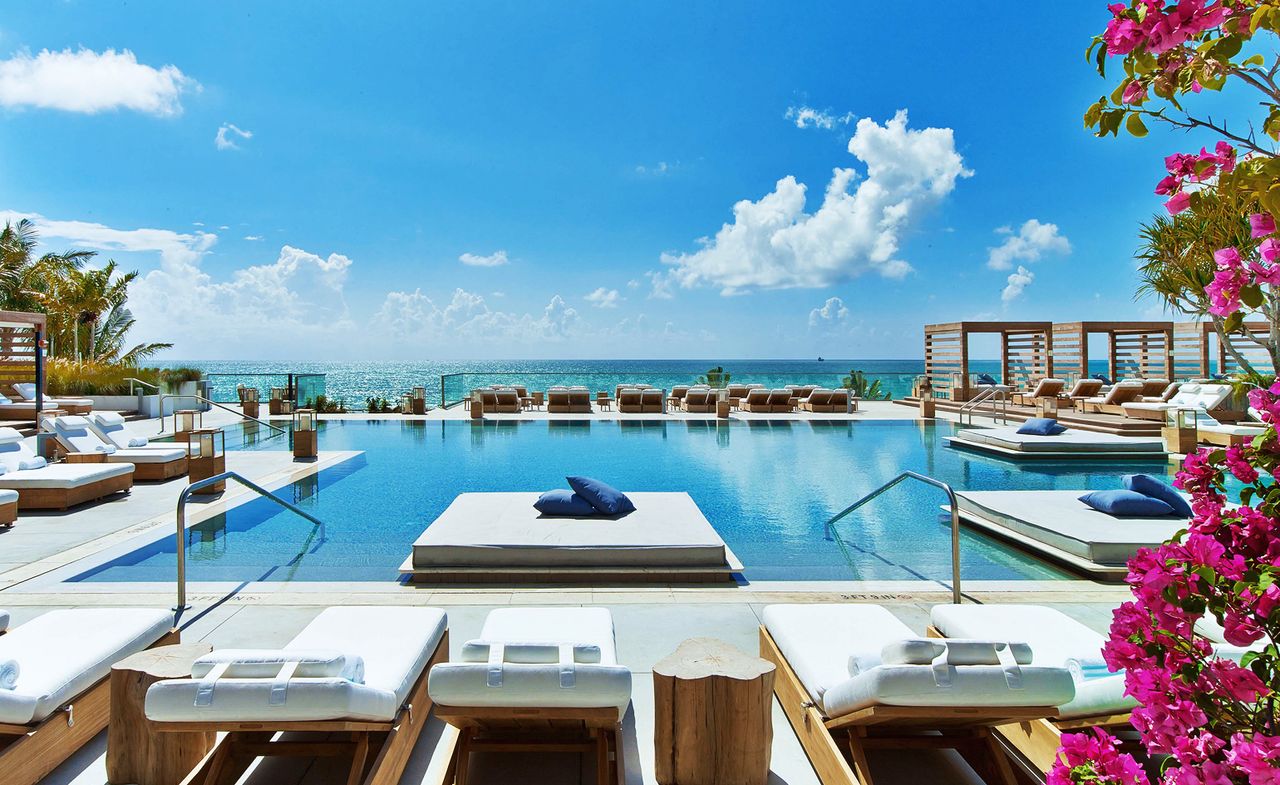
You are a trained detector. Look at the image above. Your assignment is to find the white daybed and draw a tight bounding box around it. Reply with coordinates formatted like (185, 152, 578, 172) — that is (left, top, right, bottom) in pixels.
(11, 383, 90, 415)
(145, 606, 448, 785)
(429, 607, 632, 784)
(760, 604, 1074, 785)
(947, 426, 1166, 458)
(403, 491, 742, 582)
(928, 604, 1134, 775)
(1120, 382, 1233, 421)
(0, 427, 132, 509)
(46, 415, 187, 481)
(0, 608, 175, 785)
(86, 411, 196, 455)
(953, 490, 1188, 578)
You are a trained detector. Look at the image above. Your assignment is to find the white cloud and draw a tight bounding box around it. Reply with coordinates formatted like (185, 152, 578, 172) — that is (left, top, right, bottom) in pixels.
(626, 279, 640, 290)
(244, 235, 262, 241)
(373, 289, 579, 344)
(808, 296, 850, 328)
(986, 219, 1071, 270)
(459, 250, 509, 267)
(584, 287, 622, 308)
(635, 161, 673, 176)
(215, 122, 253, 151)
(645, 270, 674, 300)
(661, 110, 971, 294)
(1002, 266, 1034, 303)
(0, 47, 194, 115)
(785, 105, 854, 130)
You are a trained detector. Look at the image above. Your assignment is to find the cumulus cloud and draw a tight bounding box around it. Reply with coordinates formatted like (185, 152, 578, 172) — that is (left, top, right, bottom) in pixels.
(785, 105, 854, 130)
(584, 287, 622, 308)
(645, 270, 674, 300)
(661, 110, 971, 295)
(373, 288, 578, 344)
(635, 161, 673, 176)
(0, 47, 195, 115)
(1002, 266, 1034, 303)
(459, 250, 509, 267)
(215, 122, 253, 150)
(808, 296, 850, 328)
(986, 219, 1071, 270)
(244, 235, 263, 241)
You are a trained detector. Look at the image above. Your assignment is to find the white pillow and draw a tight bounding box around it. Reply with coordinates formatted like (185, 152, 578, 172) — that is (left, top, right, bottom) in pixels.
(192, 649, 364, 683)
(459, 640, 603, 664)
(17, 457, 45, 471)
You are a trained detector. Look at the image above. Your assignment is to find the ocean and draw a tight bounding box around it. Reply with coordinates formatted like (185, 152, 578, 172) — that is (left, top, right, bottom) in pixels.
(158, 358, 1069, 409)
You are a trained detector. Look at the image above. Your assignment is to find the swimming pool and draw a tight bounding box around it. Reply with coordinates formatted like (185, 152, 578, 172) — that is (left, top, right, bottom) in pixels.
(73, 420, 1176, 584)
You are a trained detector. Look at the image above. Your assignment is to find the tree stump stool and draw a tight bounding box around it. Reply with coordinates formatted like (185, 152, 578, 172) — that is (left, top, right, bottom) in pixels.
(107, 643, 215, 785)
(653, 637, 775, 785)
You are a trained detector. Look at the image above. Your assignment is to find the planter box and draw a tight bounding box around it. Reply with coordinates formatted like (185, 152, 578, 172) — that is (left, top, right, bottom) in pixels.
(84, 394, 189, 418)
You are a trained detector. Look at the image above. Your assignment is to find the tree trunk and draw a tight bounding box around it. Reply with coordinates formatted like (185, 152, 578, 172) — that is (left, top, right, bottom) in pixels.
(86, 317, 96, 360)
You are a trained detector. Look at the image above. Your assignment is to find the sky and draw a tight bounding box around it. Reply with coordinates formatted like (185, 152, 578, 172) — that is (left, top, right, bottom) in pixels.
(0, 2, 1251, 361)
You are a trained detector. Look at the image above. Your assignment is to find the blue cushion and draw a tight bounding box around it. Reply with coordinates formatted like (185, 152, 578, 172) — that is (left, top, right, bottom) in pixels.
(1123, 474, 1193, 518)
(566, 476, 636, 516)
(976, 373, 998, 385)
(533, 489, 598, 517)
(1016, 418, 1067, 436)
(1092, 373, 1112, 386)
(1078, 490, 1175, 517)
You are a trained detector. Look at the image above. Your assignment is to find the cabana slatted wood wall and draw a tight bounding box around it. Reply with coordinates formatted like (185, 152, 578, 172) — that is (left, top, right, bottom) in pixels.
(1218, 322, 1273, 376)
(923, 322, 1051, 401)
(1173, 322, 1212, 380)
(1048, 322, 1173, 382)
(0, 312, 46, 416)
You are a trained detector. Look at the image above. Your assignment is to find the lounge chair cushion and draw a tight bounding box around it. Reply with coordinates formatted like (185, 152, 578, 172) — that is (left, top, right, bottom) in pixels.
(567, 476, 636, 516)
(764, 604, 1073, 718)
(1078, 489, 1174, 517)
(0, 462, 133, 489)
(1093, 374, 1111, 385)
(930, 604, 1134, 719)
(1124, 474, 1193, 517)
(1015, 418, 1066, 436)
(0, 489, 17, 505)
(534, 489, 598, 517)
(428, 608, 631, 712)
(0, 608, 172, 725)
(977, 373, 998, 385)
(146, 606, 447, 723)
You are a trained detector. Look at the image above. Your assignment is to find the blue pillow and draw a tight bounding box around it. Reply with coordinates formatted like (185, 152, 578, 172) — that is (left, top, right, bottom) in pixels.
(976, 373, 998, 385)
(1016, 418, 1067, 436)
(533, 489, 598, 517)
(1079, 490, 1175, 517)
(1123, 474, 1193, 518)
(1092, 373, 1112, 386)
(567, 476, 636, 516)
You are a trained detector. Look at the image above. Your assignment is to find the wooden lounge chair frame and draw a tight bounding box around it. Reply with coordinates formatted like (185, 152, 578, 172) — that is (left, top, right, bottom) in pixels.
(157, 631, 448, 785)
(0, 627, 180, 785)
(433, 703, 624, 785)
(10, 469, 133, 510)
(922, 625, 1133, 775)
(48, 418, 188, 482)
(761, 626, 1057, 785)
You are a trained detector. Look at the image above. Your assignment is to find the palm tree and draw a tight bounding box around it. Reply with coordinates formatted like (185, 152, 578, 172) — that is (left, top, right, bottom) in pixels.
(843, 370, 889, 400)
(52, 262, 138, 360)
(0, 219, 92, 317)
(90, 303, 172, 365)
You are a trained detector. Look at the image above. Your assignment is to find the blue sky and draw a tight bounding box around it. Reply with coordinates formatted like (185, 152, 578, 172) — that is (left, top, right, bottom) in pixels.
(0, 2, 1242, 360)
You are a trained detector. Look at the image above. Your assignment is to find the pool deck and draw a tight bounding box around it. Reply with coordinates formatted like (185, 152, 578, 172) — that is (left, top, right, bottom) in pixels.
(4, 403, 1136, 785)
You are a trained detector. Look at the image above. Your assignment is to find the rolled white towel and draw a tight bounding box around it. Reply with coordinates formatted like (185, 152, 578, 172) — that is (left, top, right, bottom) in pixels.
(192, 649, 365, 684)
(0, 659, 18, 690)
(127, 437, 149, 448)
(92, 444, 117, 454)
(17, 457, 45, 470)
(1065, 655, 1113, 683)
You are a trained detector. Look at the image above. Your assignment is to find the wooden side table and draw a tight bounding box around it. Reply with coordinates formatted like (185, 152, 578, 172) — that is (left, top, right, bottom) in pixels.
(107, 643, 215, 785)
(653, 637, 775, 785)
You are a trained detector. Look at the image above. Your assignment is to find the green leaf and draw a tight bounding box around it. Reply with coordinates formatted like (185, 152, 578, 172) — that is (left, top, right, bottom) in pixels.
(1212, 35, 1243, 61)
(1225, 311, 1245, 333)
(1242, 284, 1265, 309)
(1095, 40, 1108, 77)
(1244, 53, 1266, 67)
(1111, 80, 1129, 105)
(1125, 113, 1148, 137)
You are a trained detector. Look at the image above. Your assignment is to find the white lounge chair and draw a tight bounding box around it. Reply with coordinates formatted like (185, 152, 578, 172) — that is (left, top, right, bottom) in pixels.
(0, 390, 62, 422)
(11, 382, 91, 415)
(46, 415, 187, 481)
(146, 606, 448, 785)
(85, 411, 190, 453)
(761, 604, 1074, 785)
(929, 604, 1133, 774)
(1078, 379, 1145, 414)
(1010, 378, 1065, 407)
(1121, 382, 1233, 421)
(0, 427, 132, 509)
(429, 607, 632, 785)
(0, 608, 175, 785)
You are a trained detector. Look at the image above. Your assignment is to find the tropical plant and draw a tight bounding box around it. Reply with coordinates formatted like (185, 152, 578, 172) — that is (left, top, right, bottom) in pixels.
(45, 362, 195, 396)
(696, 366, 731, 388)
(842, 369, 889, 400)
(365, 396, 396, 413)
(306, 395, 347, 413)
(0, 218, 92, 321)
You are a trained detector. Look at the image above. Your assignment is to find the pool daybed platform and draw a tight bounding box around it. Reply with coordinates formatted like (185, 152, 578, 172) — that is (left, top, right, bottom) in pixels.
(949, 490, 1188, 580)
(401, 491, 743, 583)
(945, 427, 1166, 459)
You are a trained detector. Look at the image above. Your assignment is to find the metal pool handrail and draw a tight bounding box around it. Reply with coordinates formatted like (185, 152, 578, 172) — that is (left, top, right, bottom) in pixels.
(823, 471, 964, 604)
(158, 393, 287, 437)
(124, 376, 160, 396)
(172, 471, 325, 625)
(958, 385, 1010, 425)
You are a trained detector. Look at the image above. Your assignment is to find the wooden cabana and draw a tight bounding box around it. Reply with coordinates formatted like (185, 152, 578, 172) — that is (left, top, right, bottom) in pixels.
(1174, 320, 1274, 378)
(923, 321, 1052, 401)
(1049, 322, 1174, 382)
(0, 311, 46, 424)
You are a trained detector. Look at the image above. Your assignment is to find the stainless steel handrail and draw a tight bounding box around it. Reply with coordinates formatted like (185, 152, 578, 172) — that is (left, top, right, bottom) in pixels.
(823, 471, 964, 604)
(158, 393, 287, 436)
(958, 386, 1010, 425)
(124, 376, 160, 395)
(173, 471, 324, 624)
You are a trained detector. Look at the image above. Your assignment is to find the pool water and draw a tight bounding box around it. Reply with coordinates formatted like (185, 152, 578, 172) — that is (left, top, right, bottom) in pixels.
(73, 420, 1177, 584)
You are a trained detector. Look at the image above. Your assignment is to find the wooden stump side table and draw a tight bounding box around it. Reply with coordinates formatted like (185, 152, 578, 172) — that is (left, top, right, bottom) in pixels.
(107, 643, 215, 785)
(653, 637, 775, 785)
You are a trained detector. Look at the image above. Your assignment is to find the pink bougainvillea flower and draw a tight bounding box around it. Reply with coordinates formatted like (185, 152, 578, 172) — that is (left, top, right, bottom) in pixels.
(1252, 213, 1277, 238)
(1122, 80, 1147, 104)
(1155, 175, 1179, 196)
(1166, 191, 1192, 214)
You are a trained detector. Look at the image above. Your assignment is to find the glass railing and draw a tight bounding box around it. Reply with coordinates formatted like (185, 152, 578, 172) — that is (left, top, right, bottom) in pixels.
(438, 370, 923, 408)
(205, 372, 327, 405)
